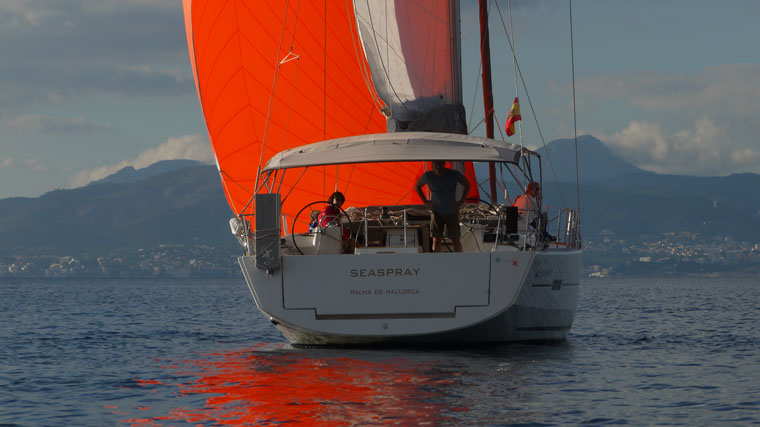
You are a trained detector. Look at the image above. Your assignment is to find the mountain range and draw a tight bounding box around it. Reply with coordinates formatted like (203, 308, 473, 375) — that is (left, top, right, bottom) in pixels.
(87, 159, 206, 186)
(536, 135, 646, 182)
(1, 135, 758, 256)
(541, 136, 760, 241)
(0, 164, 234, 256)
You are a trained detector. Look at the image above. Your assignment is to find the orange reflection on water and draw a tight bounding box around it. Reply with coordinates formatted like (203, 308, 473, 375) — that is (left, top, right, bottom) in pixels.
(124, 344, 466, 426)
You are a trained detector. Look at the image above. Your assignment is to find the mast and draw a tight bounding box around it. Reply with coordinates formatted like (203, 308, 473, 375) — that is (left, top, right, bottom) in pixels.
(478, 0, 497, 202)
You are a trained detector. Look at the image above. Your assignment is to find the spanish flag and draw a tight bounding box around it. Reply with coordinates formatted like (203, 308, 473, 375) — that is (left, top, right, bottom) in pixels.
(505, 97, 522, 137)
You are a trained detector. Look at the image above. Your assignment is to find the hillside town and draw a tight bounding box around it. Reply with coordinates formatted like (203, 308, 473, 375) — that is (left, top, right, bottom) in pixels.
(584, 230, 760, 277)
(2, 230, 760, 278)
(0, 244, 239, 279)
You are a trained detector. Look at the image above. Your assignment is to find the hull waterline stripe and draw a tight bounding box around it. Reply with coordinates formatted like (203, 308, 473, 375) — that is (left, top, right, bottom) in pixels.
(315, 312, 456, 320)
(531, 283, 579, 288)
(517, 325, 571, 332)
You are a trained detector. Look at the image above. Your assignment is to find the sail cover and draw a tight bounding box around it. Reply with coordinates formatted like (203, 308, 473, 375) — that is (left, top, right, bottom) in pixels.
(184, 0, 477, 232)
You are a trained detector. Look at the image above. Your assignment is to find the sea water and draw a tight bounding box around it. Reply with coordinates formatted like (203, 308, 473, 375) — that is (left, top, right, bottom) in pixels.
(1, 276, 758, 425)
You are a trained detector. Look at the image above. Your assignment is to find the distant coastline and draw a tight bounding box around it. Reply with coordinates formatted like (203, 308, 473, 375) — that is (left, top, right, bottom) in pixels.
(1, 235, 759, 279)
(2, 143, 759, 279)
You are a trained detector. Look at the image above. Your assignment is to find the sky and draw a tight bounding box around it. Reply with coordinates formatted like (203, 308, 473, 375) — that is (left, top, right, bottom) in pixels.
(1, 0, 759, 199)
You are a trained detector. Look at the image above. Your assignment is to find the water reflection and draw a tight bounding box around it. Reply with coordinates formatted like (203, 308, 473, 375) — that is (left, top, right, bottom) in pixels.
(122, 343, 466, 425)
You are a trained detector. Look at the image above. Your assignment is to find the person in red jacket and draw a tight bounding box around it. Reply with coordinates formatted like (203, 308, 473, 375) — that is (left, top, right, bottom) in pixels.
(317, 191, 350, 243)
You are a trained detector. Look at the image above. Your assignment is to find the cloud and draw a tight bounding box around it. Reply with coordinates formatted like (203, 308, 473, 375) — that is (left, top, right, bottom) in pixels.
(730, 147, 760, 169)
(6, 114, 111, 133)
(0, 157, 45, 171)
(23, 158, 46, 172)
(131, 134, 214, 169)
(0, 1, 185, 61)
(571, 64, 760, 119)
(68, 134, 213, 188)
(603, 117, 760, 176)
(0, 0, 191, 109)
(565, 64, 760, 175)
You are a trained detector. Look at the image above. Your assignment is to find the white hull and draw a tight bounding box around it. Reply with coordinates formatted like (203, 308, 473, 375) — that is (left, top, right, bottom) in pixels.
(239, 248, 581, 346)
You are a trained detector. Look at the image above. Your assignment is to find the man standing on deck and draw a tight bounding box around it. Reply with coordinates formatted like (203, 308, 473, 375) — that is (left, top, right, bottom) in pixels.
(415, 160, 471, 252)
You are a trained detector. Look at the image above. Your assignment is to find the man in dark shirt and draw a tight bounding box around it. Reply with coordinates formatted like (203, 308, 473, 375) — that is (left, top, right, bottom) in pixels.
(414, 161, 471, 252)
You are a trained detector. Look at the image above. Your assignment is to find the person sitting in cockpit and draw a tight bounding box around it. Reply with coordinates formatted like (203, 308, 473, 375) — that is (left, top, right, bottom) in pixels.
(317, 191, 350, 243)
(512, 182, 540, 231)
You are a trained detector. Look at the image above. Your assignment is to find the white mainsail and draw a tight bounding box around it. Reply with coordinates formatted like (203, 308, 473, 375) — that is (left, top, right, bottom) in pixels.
(354, 0, 463, 128)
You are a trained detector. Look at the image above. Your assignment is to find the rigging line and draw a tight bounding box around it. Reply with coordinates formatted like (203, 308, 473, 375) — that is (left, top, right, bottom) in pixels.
(280, 167, 309, 205)
(245, 170, 278, 200)
(524, 156, 533, 181)
(493, 108, 524, 190)
(469, 115, 487, 134)
(569, 0, 582, 221)
(344, 164, 357, 195)
(220, 171, 243, 215)
(275, 170, 285, 195)
(239, 169, 283, 216)
(353, 0, 383, 109)
(498, 163, 510, 203)
(281, 60, 301, 154)
(239, 193, 257, 220)
(501, 0, 526, 175)
(365, 0, 412, 117)
(254, 0, 298, 203)
(384, 0, 388, 95)
(467, 60, 483, 132)
(494, 108, 532, 189)
(348, 0, 385, 114)
(493, 110, 506, 141)
(233, 0, 265, 217)
(344, 104, 377, 196)
(507, 0, 525, 150)
(335, 165, 339, 192)
(286, 0, 303, 48)
(263, 172, 272, 193)
(474, 165, 506, 204)
(220, 168, 254, 197)
(495, 174, 506, 200)
(393, 187, 415, 206)
(322, 1, 327, 203)
(504, 160, 523, 190)
(280, 0, 303, 155)
(270, 171, 279, 193)
(508, 0, 519, 100)
(474, 175, 494, 204)
(495, 108, 533, 189)
(493, 0, 568, 210)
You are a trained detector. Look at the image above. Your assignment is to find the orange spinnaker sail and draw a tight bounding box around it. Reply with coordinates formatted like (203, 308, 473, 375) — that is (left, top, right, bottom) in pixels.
(184, 1, 478, 231)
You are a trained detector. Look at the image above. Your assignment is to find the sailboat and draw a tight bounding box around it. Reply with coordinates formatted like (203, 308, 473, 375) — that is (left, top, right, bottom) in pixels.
(182, 0, 582, 345)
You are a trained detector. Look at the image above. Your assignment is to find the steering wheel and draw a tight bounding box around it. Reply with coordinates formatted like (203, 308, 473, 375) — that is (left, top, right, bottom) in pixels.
(292, 200, 354, 255)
